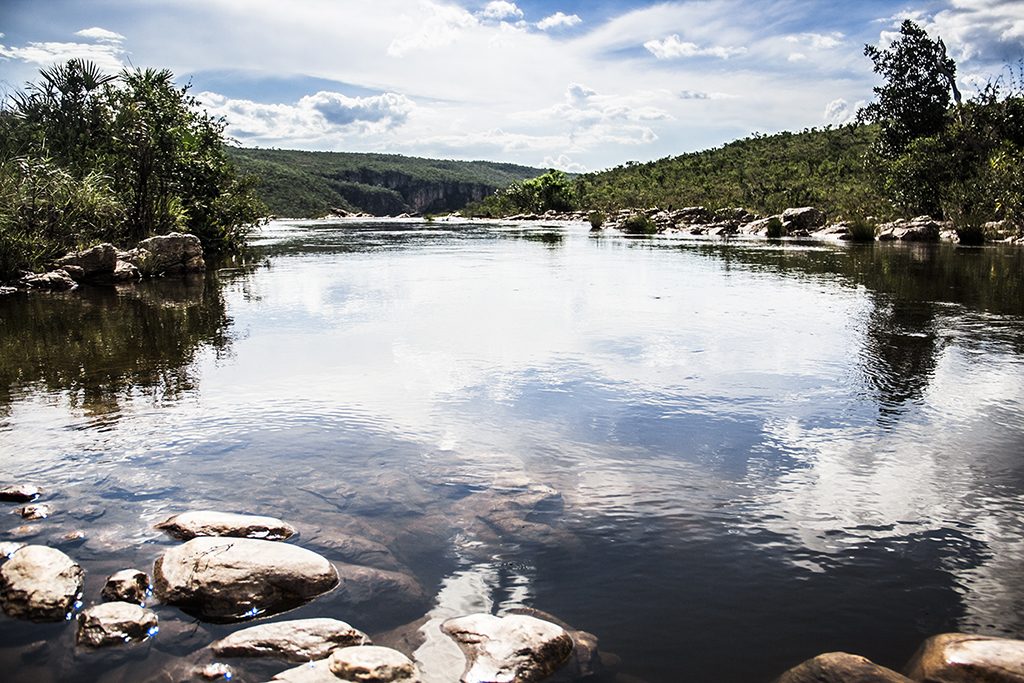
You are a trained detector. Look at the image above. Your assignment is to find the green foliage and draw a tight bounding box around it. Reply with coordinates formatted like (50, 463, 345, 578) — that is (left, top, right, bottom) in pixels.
(0, 59, 265, 278)
(765, 216, 785, 238)
(226, 147, 541, 218)
(862, 20, 958, 157)
(468, 169, 578, 216)
(847, 217, 878, 242)
(588, 210, 605, 230)
(621, 213, 657, 235)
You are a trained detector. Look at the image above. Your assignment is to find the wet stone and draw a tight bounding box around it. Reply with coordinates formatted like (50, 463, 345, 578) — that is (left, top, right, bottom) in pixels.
(76, 601, 159, 647)
(153, 536, 338, 621)
(212, 617, 370, 662)
(0, 484, 41, 503)
(59, 530, 87, 547)
(0, 545, 84, 621)
(198, 663, 235, 680)
(904, 633, 1024, 683)
(0, 542, 26, 559)
(442, 613, 574, 683)
(156, 510, 297, 541)
(102, 569, 151, 604)
(329, 645, 421, 682)
(773, 652, 911, 682)
(273, 659, 336, 682)
(18, 503, 52, 520)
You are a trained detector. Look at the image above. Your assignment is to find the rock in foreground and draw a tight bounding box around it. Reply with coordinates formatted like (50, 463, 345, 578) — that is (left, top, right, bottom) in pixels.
(329, 645, 421, 682)
(0, 545, 84, 621)
(211, 617, 370, 662)
(156, 510, 297, 541)
(442, 613, 574, 683)
(77, 601, 159, 647)
(153, 537, 338, 621)
(102, 568, 151, 604)
(0, 484, 41, 502)
(774, 652, 911, 682)
(904, 633, 1024, 683)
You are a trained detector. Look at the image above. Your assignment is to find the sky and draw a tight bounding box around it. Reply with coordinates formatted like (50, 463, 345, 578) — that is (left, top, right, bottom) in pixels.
(1, 0, 1022, 171)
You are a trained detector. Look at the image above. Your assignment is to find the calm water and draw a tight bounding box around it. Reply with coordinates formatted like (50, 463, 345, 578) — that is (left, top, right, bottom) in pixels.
(1, 220, 1023, 682)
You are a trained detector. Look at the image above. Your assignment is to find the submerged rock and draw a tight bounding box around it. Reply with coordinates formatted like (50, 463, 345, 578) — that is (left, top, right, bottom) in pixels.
(329, 645, 421, 682)
(0, 484, 41, 502)
(904, 633, 1024, 682)
(0, 545, 84, 621)
(76, 601, 158, 647)
(155, 510, 297, 541)
(153, 537, 338, 621)
(19, 503, 52, 520)
(773, 652, 911, 682)
(102, 569, 151, 604)
(335, 563, 427, 610)
(211, 617, 370, 662)
(442, 613, 574, 683)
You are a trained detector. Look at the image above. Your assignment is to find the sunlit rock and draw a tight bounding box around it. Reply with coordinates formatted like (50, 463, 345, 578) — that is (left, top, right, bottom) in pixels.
(0, 542, 26, 559)
(57, 243, 117, 277)
(156, 510, 297, 541)
(211, 617, 370, 662)
(441, 613, 574, 683)
(904, 633, 1024, 682)
(877, 216, 942, 242)
(273, 659, 337, 682)
(112, 259, 141, 281)
(198, 662, 235, 680)
(102, 568, 151, 604)
(0, 545, 84, 621)
(19, 503, 52, 520)
(0, 483, 41, 503)
(773, 652, 911, 682)
(153, 537, 338, 621)
(126, 232, 205, 276)
(781, 207, 826, 233)
(508, 608, 602, 681)
(329, 645, 421, 682)
(76, 601, 158, 647)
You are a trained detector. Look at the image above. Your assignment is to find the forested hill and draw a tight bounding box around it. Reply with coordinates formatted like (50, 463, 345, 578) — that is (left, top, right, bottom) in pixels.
(577, 124, 880, 219)
(226, 147, 543, 218)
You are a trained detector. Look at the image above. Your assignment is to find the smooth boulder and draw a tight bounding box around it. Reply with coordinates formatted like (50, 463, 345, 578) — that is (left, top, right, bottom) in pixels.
(782, 207, 826, 233)
(442, 613, 574, 683)
(0, 483, 41, 502)
(128, 232, 205, 276)
(56, 243, 117, 277)
(0, 545, 84, 621)
(273, 659, 337, 682)
(904, 633, 1024, 683)
(153, 537, 338, 621)
(774, 652, 911, 682)
(329, 645, 421, 682)
(156, 510, 297, 541)
(77, 601, 158, 647)
(211, 618, 370, 662)
(102, 568, 151, 604)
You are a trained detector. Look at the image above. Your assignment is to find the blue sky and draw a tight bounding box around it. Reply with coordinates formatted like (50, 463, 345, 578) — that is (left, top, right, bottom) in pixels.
(1, 1, 1022, 170)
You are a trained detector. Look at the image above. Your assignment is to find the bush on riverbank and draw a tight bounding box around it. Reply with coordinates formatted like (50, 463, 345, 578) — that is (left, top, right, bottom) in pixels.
(0, 60, 265, 279)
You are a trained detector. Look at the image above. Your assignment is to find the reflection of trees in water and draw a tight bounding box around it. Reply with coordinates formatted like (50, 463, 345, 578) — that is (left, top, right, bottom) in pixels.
(0, 275, 233, 419)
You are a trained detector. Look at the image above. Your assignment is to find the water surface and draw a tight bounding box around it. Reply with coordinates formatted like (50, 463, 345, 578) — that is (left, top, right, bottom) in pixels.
(1, 220, 1023, 682)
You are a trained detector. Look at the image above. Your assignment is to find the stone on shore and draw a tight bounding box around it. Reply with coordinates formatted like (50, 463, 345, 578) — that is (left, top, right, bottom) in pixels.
(57, 243, 117, 277)
(211, 617, 370, 662)
(0, 484, 41, 503)
(20, 269, 77, 291)
(329, 645, 421, 682)
(0, 545, 84, 621)
(153, 537, 338, 621)
(126, 232, 205, 276)
(904, 633, 1024, 683)
(112, 259, 141, 281)
(877, 216, 942, 242)
(441, 613, 574, 683)
(76, 601, 159, 647)
(773, 652, 911, 682)
(102, 569, 151, 604)
(156, 510, 297, 541)
(782, 207, 826, 233)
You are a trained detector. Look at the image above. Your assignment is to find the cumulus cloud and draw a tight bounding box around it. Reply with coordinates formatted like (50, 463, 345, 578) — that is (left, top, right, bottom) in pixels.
(542, 154, 587, 172)
(0, 39, 126, 72)
(198, 90, 416, 141)
(388, 2, 479, 57)
(74, 27, 126, 43)
(479, 1, 523, 21)
(823, 97, 865, 125)
(537, 12, 582, 31)
(643, 34, 746, 59)
(876, 2, 1024, 64)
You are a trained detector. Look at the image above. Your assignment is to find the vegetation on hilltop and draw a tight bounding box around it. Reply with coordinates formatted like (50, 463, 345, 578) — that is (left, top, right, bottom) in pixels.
(226, 147, 543, 218)
(0, 60, 265, 279)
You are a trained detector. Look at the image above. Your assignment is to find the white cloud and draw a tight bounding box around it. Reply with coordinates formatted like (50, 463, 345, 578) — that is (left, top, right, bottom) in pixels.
(388, 1, 479, 57)
(198, 90, 416, 141)
(788, 52, 807, 62)
(74, 27, 126, 43)
(479, 1, 523, 21)
(823, 97, 864, 125)
(541, 154, 586, 172)
(643, 34, 746, 60)
(0, 39, 126, 72)
(785, 31, 844, 49)
(537, 12, 582, 31)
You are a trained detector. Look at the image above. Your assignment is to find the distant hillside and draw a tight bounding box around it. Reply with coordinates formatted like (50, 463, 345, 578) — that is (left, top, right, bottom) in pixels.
(226, 147, 544, 218)
(578, 124, 881, 219)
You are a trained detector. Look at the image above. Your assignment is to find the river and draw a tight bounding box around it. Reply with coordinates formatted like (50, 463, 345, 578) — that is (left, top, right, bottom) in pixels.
(1, 219, 1023, 682)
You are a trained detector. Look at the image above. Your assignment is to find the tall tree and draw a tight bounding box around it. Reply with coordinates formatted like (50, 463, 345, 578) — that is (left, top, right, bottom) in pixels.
(861, 20, 958, 157)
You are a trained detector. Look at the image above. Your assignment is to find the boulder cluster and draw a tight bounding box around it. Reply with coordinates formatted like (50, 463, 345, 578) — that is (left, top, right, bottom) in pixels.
(10, 232, 206, 292)
(0, 483, 602, 683)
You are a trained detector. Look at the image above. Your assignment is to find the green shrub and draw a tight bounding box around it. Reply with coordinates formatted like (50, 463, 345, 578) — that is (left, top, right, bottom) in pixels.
(847, 217, 878, 242)
(765, 216, 785, 238)
(588, 210, 605, 230)
(621, 213, 657, 235)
